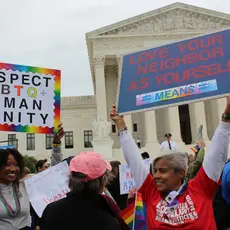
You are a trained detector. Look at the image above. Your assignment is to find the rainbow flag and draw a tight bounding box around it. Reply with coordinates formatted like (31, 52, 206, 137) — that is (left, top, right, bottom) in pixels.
(190, 144, 200, 153)
(120, 202, 135, 229)
(133, 192, 147, 230)
(120, 192, 147, 230)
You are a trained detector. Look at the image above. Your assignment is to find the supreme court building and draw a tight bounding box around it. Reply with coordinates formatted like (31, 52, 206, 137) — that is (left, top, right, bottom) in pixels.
(0, 2, 230, 161)
(86, 2, 230, 159)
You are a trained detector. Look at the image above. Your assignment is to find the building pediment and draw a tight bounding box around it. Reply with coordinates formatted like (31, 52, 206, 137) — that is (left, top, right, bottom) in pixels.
(61, 96, 96, 108)
(101, 9, 230, 35)
(87, 3, 230, 37)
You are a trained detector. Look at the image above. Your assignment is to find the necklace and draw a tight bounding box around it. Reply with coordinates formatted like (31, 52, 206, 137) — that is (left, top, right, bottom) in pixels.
(163, 180, 188, 216)
(0, 183, 21, 216)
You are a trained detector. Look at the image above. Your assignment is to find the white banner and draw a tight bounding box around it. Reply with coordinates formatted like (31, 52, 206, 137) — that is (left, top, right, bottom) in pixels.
(119, 158, 151, 195)
(25, 161, 70, 217)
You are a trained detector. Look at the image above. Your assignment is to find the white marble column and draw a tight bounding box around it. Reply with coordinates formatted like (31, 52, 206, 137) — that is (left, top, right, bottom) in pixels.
(116, 55, 122, 80)
(205, 98, 226, 139)
(144, 110, 159, 157)
(92, 57, 114, 159)
(166, 107, 184, 148)
(93, 57, 107, 121)
(216, 98, 226, 121)
(189, 102, 208, 142)
(116, 55, 133, 135)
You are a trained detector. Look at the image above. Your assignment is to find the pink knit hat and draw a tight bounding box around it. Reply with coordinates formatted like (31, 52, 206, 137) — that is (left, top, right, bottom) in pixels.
(69, 152, 112, 181)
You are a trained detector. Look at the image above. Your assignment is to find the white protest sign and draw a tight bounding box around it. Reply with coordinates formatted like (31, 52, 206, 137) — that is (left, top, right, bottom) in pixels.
(25, 161, 70, 217)
(0, 62, 61, 134)
(119, 158, 151, 195)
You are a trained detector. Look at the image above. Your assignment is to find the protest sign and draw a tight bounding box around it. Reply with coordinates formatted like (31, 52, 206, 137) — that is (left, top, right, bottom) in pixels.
(119, 159, 151, 195)
(0, 145, 14, 149)
(117, 29, 230, 114)
(0, 62, 61, 133)
(25, 161, 70, 217)
(197, 125, 203, 140)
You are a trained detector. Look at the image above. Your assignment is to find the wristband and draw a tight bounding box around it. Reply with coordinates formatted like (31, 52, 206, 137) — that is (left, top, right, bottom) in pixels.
(222, 113, 230, 120)
(118, 127, 128, 136)
(52, 143, 61, 147)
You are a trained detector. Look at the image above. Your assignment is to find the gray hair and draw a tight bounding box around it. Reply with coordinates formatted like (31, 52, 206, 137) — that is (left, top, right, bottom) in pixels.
(153, 152, 189, 174)
(69, 170, 110, 195)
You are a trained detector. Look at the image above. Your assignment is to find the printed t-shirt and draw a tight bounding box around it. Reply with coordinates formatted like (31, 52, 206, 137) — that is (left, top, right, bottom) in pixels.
(139, 167, 218, 230)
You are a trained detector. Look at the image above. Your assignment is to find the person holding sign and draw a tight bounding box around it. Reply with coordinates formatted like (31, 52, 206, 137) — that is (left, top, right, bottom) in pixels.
(30, 123, 64, 230)
(110, 98, 230, 229)
(0, 148, 30, 230)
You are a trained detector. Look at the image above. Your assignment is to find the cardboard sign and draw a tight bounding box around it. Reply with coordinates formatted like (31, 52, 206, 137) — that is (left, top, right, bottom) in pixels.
(119, 159, 151, 195)
(0, 63, 61, 133)
(117, 29, 230, 114)
(25, 161, 70, 217)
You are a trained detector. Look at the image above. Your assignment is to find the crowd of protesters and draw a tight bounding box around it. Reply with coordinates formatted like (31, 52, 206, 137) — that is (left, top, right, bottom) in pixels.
(1, 98, 230, 229)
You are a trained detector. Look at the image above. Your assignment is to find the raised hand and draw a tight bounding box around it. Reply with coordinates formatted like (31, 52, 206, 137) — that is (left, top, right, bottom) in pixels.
(197, 139, 205, 148)
(53, 123, 64, 144)
(110, 105, 126, 129)
(128, 186, 138, 199)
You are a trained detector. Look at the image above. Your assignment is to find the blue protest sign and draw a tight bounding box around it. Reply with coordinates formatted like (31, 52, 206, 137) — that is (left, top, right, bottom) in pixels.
(117, 29, 230, 114)
(0, 145, 14, 149)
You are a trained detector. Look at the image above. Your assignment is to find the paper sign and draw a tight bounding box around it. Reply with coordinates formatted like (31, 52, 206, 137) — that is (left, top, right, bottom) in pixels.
(0, 63, 61, 133)
(25, 161, 70, 217)
(117, 29, 230, 114)
(119, 159, 151, 195)
(0, 145, 14, 149)
(196, 125, 203, 140)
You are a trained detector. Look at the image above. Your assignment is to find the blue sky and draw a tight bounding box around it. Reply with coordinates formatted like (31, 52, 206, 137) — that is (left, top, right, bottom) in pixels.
(0, 0, 229, 96)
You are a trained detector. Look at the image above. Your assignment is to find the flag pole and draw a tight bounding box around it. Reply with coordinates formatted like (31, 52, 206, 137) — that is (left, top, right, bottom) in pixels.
(132, 191, 138, 230)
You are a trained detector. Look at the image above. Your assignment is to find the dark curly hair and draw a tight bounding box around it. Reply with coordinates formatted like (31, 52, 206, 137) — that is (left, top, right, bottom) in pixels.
(0, 148, 24, 182)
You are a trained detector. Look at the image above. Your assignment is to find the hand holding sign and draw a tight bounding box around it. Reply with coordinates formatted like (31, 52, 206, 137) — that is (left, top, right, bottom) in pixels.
(128, 187, 138, 199)
(197, 139, 205, 148)
(110, 105, 126, 130)
(53, 123, 64, 144)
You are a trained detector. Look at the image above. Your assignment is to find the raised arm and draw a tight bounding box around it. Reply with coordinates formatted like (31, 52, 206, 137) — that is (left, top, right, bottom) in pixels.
(203, 97, 230, 182)
(187, 147, 205, 180)
(110, 106, 148, 188)
(51, 123, 64, 166)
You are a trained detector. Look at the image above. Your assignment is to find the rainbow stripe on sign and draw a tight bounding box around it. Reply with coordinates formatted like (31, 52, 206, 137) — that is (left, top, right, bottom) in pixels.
(0, 63, 61, 134)
(136, 80, 217, 106)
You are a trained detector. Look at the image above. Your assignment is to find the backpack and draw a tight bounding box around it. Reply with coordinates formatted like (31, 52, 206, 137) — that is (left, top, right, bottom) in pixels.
(213, 159, 230, 230)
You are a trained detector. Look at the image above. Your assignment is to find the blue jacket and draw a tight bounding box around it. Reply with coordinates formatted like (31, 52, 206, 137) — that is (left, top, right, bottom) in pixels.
(222, 159, 230, 205)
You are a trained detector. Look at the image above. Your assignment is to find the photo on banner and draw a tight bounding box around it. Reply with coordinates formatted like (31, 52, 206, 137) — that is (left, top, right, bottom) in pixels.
(117, 28, 230, 114)
(0, 62, 61, 134)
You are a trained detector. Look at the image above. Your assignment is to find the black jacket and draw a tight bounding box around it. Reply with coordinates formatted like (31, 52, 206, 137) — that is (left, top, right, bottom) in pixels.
(107, 178, 128, 210)
(40, 192, 121, 230)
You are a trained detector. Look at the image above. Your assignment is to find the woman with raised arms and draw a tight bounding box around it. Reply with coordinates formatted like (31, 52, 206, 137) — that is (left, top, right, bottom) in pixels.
(110, 97, 230, 229)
